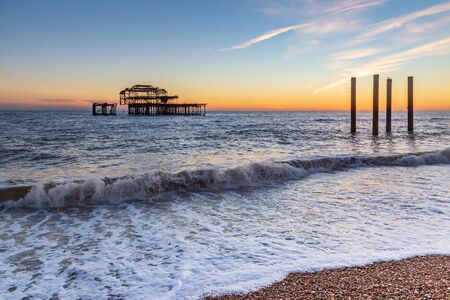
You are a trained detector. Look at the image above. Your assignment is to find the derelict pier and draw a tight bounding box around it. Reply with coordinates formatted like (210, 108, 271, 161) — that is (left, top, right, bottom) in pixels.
(120, 84, 206, 116)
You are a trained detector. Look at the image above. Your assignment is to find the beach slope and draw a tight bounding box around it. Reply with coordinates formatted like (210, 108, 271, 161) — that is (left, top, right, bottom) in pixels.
(209, 255, 449, 299)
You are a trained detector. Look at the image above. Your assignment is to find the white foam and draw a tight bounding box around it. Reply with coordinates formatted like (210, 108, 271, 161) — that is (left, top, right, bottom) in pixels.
(5, 148, 450, 208)
(1, 162, 450, 299)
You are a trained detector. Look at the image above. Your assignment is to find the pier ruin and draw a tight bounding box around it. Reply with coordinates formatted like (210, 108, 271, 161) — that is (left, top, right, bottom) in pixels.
(92, 102, 117, 116)
(120, 84, 206, 116)
(350, 75, 414, 134)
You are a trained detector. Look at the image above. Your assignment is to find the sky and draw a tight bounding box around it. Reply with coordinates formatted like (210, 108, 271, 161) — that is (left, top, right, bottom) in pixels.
(1, 0, 450, 111)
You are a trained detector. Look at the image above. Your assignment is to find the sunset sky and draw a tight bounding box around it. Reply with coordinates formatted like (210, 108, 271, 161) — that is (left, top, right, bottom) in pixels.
(1, 0, 450, 110)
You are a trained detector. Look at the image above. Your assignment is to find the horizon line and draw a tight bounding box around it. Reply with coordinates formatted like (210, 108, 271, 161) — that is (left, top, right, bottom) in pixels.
(1, 108, 449, 113)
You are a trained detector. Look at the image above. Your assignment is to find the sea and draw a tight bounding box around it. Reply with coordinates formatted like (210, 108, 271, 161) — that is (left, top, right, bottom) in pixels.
(0, 110, 449, 299)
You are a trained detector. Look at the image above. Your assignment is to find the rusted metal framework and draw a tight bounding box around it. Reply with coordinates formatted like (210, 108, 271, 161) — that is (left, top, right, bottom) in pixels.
(120, 84, 206, 116)
(128, 103, 206, 116)
(92, 102, 117, 116)
(120, 84, 179, 105)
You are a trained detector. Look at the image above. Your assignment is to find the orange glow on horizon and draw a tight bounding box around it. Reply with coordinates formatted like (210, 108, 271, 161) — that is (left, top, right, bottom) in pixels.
(1, 97, 448, 111)
(1, 76, 449, 111)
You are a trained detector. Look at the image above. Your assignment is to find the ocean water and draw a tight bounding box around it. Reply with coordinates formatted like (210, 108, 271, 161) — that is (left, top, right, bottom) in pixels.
(0, 110, 449, 299)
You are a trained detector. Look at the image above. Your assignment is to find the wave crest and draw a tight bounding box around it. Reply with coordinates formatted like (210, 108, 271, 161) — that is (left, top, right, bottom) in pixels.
(3, 148, 449, 208)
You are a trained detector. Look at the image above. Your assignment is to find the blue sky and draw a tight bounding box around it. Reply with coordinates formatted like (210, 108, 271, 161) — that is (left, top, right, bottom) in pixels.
(1, 0, 450, 110)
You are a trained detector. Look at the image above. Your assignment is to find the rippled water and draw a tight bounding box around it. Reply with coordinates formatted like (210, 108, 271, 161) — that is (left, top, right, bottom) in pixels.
(0, 111, 449, 299)
(1, 111, 448, 187)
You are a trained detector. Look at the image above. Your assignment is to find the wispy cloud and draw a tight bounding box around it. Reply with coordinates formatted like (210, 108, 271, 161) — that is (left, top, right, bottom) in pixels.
(330, 48, 385, 61)
(405, 14, 450, 34)
(224, 17, 361, 51)
(302, 19, 360, 35)
(329, 0, 386, 14)
(349, 36, 450, 75)
(222, 0, 450, 97)
(260, 0, 387, 17)
(315, 36, 450, 92)
(358, 2, 450, 40)
(222, 23, 311, 50)
(225, 0, 386, 50)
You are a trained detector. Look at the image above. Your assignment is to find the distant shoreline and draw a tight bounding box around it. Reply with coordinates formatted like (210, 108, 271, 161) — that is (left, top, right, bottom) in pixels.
(207, 255, 450, 299)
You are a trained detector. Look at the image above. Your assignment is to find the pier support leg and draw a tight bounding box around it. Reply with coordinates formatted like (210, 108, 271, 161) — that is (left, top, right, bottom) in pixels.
(373, 74, 379, 135)
(386, 78, 392, 133)
(408, 76, 413, 133)
(351, 77, 356, 133)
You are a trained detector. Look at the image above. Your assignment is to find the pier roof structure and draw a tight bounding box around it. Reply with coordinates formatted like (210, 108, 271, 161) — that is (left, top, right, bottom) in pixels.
(119, 84, 206, 116)
(119, 84, 179, 105)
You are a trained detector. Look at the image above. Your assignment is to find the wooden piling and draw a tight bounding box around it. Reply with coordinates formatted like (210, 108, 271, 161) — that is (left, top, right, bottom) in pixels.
(386, 78, 392, 132)
(351, 77, 356, 133)
(373, 74, 379, 135)
(408, 76, 413, 132)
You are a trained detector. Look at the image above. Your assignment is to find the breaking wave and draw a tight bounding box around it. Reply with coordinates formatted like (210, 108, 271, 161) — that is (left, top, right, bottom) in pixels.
(2, 148, 449, 208)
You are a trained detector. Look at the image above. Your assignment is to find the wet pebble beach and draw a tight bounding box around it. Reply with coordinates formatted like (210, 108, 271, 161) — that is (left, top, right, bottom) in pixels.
(210, 255, 450, 300)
